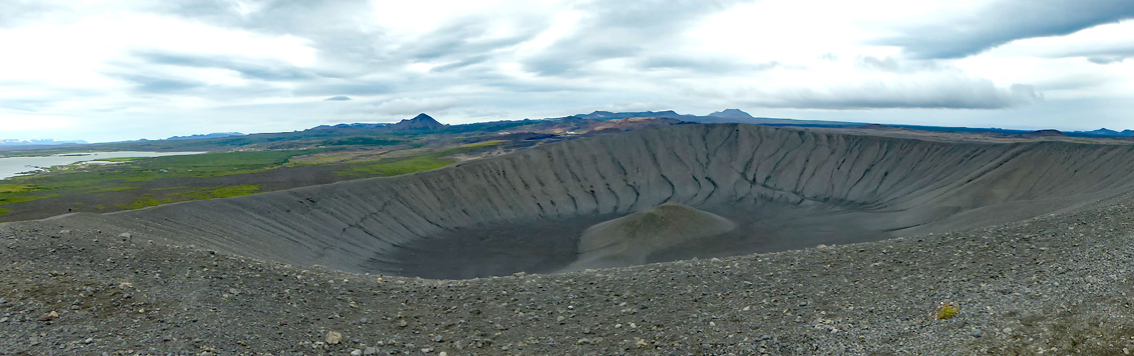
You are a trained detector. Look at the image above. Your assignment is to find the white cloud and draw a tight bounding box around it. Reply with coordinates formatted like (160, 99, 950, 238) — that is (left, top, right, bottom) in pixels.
(0, 13, 315, 85)
(989, 21, 1134, 59)
(956, 21, 1134, 101)
(0, 111, 75, 132)
(687, 0, 892, 63)
(0, 0, 1132, 141)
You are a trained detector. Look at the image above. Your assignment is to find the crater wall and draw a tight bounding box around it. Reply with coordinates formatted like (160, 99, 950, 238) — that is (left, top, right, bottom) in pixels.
(62, 124, 1134, 278)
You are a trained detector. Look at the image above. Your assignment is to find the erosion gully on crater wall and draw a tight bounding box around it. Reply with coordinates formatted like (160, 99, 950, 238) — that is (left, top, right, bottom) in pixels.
(49, 124, 1134, 279)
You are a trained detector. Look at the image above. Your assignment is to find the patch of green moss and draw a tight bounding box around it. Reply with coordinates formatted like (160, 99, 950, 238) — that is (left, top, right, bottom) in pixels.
(93, 157, 142, 162)
(0, 184, 35, 194)
(118, 195, 166, 210)
(209, 185, 261, 198)
(0, 193, 59, 205)
(117, 185, 264, 211)
(439, 140, 505, 156)
(935, 302, 960, 320)
(172, 185, 262, 200)
(336, 154, 453, 178)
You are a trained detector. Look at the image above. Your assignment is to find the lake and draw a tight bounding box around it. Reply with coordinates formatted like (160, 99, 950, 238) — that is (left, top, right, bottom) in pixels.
(0, 151, 204, 180)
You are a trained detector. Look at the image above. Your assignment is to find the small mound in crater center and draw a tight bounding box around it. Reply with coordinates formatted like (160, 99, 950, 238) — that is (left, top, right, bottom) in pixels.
(562, 202, 736, 271)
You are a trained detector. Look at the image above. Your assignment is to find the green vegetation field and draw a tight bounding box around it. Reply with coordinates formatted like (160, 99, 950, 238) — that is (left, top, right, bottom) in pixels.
(0, 139, 509, 221)
(0, 150, 311, 217)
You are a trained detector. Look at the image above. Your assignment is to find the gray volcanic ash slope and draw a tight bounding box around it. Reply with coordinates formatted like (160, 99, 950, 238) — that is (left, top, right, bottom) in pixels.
(51, 124, 1134, 279)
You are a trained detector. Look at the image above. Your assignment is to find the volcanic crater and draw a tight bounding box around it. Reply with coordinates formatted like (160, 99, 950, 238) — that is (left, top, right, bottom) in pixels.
(55, 124, 1134, 279)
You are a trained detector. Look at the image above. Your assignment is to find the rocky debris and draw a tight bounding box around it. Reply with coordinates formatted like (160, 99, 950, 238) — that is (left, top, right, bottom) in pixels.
(325, 331, 342, 345)
(38, 311, 58, 321)
(117, 232, 131, 241)
(4, 194, 1134, 354)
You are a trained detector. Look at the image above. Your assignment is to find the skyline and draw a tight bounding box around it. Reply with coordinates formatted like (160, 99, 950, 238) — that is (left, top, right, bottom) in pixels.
(1, 0, 1133, 143)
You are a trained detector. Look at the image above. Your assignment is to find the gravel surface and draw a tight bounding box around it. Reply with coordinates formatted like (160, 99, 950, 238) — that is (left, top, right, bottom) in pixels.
(5, 194, 1134, 355)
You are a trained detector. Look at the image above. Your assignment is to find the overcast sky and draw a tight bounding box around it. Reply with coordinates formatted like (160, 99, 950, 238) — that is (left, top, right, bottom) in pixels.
(2, 0, 1133, 142)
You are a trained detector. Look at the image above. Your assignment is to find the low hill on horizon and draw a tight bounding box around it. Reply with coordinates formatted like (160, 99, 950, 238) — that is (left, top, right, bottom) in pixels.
(165, 132, 246, 141)
(389, 113, 446, 131)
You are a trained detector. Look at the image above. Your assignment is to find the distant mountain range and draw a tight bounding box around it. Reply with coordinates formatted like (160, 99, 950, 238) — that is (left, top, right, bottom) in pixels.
(557, 109, 869, 128)
(1078, 128, 1134, 137)
(0, 138, 87, 146)
(310, 113, 446, 131)
(165, 132, 246, 141)
(310, 123, 389, 130)
(9, 110, 1134, 146)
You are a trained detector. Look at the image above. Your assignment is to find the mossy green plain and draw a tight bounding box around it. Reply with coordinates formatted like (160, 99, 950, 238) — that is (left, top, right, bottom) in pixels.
(0, 150, 310, 217)
(0, 119, 554, 222)
(0, 145, 484, 220)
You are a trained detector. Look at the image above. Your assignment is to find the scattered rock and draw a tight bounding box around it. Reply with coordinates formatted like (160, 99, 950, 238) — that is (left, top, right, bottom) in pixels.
(118, 233, 131, 241)
(39, 311, 58, 321)
(350, 349, 362, 356)
(326, 331, 342, 345)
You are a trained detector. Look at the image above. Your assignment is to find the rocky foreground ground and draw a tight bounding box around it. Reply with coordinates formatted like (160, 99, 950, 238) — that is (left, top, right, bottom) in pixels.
(4, 196, 1134, 355)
